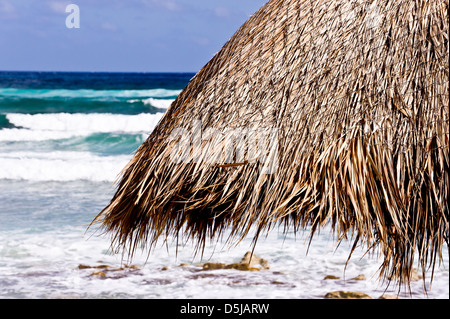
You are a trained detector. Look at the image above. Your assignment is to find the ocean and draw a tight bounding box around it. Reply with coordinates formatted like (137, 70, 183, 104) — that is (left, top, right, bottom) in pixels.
(0, 71, 448, 299)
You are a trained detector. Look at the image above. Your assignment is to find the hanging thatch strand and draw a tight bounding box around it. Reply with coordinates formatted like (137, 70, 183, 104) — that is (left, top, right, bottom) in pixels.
(92, 0, 449, 286)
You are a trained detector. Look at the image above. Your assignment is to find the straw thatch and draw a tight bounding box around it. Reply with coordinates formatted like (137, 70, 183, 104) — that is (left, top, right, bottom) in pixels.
(92, 0, 449, 286)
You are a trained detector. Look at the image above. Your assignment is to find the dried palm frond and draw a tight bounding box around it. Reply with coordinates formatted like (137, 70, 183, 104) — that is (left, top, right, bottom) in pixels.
(92, 0, 449, 286)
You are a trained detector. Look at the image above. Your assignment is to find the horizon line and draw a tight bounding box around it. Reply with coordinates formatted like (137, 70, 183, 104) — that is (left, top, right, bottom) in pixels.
(0, 70, 198, 74)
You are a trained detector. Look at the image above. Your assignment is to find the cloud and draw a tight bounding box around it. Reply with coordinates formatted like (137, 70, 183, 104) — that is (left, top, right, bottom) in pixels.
(101, 22, 118, 32)
(0, 0, 16, 16)
(214, 7, 230, 18)
(161, 0, 181, 12)
(47, 1, 71, 14)
(193, 36, 209, 46)
(141, 0, 182, 12)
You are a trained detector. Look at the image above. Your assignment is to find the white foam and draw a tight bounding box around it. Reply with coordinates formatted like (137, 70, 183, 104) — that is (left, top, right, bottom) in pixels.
(127, 98, 175, 109)
(0, 224, 447, 299)
(142, 98, 175, 109)
(0, 151, 131, 182)
(0, 88, 182, 99)
(1, 113, 164, 141)
(0, 128, 86, 142)
(0, 113, 165, 182)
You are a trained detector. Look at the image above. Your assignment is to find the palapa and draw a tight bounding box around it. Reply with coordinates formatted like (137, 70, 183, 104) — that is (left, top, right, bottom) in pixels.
(92, 0, 449, 286)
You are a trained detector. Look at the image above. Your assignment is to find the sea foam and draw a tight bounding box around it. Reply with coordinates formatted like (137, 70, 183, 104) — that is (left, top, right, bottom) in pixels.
(0, 219, 447, 299)
(2, 113, 164, 141)
(0, 88, 182, 100)
(0, 113, 166, 181)
(0, 151, 131, 182)
(140, 98, 175, 109)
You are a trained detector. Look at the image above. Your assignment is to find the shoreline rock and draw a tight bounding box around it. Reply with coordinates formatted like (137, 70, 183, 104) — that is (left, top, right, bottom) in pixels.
(202, 262, 261, 271)
(240, 252, 270, 270)
(89, 271, 107, 278)
(323, 274, 366, 281)
(378, 294, 399, 299)
(387, 268, 423, 282)
(323, 275, 340, 280)
(324, 291, 372, 299)
(78, 263, 141, 279)
(350, 274, 366, 281)
(201, 252, 270, 271)
(78, 264, 140, 271)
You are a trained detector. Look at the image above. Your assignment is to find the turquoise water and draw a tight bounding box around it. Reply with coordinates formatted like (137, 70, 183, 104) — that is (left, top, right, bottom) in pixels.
(0, 72, 189, 182)
(0, 72, 448, 299)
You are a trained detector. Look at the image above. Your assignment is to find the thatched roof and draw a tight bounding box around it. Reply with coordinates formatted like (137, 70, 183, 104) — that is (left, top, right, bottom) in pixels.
(92, 0, 449, 286)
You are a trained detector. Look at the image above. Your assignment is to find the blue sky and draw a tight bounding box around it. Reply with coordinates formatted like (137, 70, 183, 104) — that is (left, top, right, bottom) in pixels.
(0, 0, 267, 72)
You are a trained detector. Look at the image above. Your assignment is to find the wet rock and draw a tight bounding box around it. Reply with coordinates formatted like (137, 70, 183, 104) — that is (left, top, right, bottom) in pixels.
(79, 263, 140, 279)
(350, 274, 366, 281)
(202, 263, 227, 270)
(387, 268, 423, 282)
(202, 262, 260, 271)
(378, 294, 399, 299)
(78, 264, 110, 270)
(410, 268, 423, 281)
(226, 263, 260, 271)
(324, 291, 372, 299)
(323, 274, 365, 281)
(78, 264, 139, 271)
(89, 271, 106, 278)
(201, 252, 269, 271)
(323, 275, 340, 280)
(240, 252, 270, 270)
(125, 264, 140, 270)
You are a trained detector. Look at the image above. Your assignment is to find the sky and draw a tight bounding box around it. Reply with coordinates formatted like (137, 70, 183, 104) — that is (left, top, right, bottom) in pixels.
(0, 0, 267, 72)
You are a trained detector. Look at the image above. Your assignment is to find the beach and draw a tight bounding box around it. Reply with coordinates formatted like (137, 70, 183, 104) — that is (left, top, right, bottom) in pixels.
(0, 71, 448, 299)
